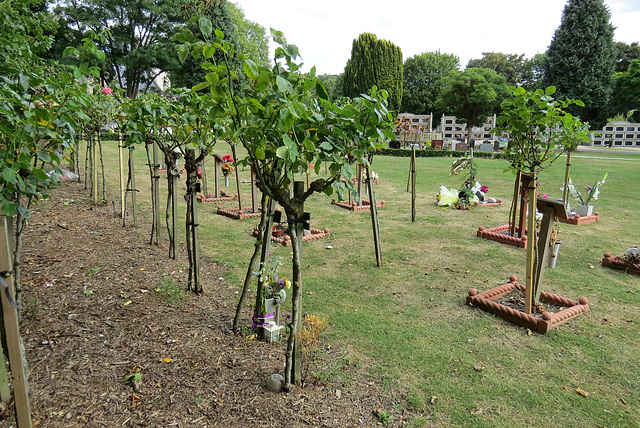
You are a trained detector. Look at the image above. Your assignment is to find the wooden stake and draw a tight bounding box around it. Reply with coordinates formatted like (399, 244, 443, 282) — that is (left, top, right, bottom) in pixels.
(128, 147, 137, 228)
(562, 151, 572, 202)
(232, 145, 243, 212)
(152, 142, 161, 244)
(410, 146, 416, 222)
(251, 166, 259, 214)
(356, 164, 363, 206)
(118, 139, 126, 219)
(92, 136, 98, 205)
(0, 216, 32, 427)
(524, 173, 538, 314)
(366, 166, 383, 267)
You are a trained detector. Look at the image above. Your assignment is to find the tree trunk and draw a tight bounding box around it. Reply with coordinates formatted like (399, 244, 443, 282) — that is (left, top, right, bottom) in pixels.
(524, 172, 538, 314)
(366, 166, 383, 267)
(234, 193, 272, 333)
(232, 144, 243, 212)
(284, 181, 305, 390)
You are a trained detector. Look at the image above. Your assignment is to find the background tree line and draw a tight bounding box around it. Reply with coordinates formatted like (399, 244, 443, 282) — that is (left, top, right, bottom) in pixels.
(324, 0, 640, 129)
(15, 0, 640, 128)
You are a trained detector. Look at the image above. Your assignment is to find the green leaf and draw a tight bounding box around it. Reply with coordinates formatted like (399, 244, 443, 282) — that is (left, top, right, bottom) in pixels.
(199, 17, 213, 37)
(275, 145, 288, 159)
(203, 45, 216, 59)
(2, 168, 17, 184)
(124, 373, 142, 382)
(205, 72, 219, 84)
(192, 81, 211, 91)
(315, 81, 328, 100)
(1, 200, 16, 216)
(276, 75, 293, 93)
(255, 147, 266, 160)
(248, 98, 265, 111)
(36, 150, 51, 163)
(243, 59, 258, 80)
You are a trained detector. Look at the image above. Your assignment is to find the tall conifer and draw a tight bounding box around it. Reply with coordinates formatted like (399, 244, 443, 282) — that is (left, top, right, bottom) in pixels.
(343, 33, 403, 113)
(543, 0, 616, 128)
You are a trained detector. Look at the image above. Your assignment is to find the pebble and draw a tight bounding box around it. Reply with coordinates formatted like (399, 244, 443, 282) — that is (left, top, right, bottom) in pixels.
(266, 373, 284, 392)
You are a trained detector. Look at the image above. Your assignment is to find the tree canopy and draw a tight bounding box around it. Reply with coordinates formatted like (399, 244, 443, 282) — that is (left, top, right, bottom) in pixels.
(52, 0, 185, 98)
(0, 0, 56, 72)
(400, 51, 459, 118)
(612, 59, 640, 122)
(466, 52, 526, 86)
(614, 41, 640, 73)
(226, 2, 269, 68)
(342, 33, 403, 113)
(169, 0, 246, 93)
(435, 67, 508, 144)
(543, 0, 616, 129)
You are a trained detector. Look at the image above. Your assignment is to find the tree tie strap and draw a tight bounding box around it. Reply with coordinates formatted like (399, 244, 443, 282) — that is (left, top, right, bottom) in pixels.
(0, 271, 19, 309)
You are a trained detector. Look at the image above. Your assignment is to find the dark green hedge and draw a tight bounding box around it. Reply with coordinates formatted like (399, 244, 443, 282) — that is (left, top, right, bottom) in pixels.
(378, 148, 509, 160)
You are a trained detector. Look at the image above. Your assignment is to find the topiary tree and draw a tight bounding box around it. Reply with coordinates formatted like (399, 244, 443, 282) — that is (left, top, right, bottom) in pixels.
(343, 33, 403, 114)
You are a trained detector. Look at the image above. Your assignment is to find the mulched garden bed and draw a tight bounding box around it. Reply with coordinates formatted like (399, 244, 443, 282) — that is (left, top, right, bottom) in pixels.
(5, 181, 419, 427)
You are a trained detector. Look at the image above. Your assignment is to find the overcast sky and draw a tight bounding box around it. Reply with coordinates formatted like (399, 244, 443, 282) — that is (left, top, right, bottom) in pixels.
(231, 0, 640, 75)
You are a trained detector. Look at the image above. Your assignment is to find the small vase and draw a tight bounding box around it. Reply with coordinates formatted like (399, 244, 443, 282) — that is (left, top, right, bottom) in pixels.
(224, 175, 229, 187)
(574, 204, 594, 217)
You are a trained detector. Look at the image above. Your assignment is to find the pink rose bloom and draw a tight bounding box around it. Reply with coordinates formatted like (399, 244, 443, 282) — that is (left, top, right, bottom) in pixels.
(543, 194, 548, 198)
(102, 87, 113, 95)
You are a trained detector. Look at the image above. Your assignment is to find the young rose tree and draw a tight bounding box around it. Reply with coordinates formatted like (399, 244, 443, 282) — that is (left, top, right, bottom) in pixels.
(496, 86, 589, 313)
(176, 22, 395, 389)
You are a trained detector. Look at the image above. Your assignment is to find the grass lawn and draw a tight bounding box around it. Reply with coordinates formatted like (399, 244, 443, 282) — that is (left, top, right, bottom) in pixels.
(76, 141, 640, 427)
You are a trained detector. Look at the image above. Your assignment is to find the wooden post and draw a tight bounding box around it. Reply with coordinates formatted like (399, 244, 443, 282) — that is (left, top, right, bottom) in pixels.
(356, 164, 363, 206)
(152, 142, 161, 244)
(524, 173, 538, 314)
(0, 216, 32, 427)
(128, 146, 138, 228)
(92, 135, 98, 205)
(232, 145, 243, 212)
(251, 166, 259, 214)
(118, 139, 126, 219)
(562, 152, 572, 202)
(366, 166, 383, 267)
(171, 169, 178, 260)
(410, 146, 416, 222)
(213, 154, 222, 198)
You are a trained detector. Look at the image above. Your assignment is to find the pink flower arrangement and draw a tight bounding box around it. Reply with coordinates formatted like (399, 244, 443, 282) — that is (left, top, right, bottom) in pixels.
(480, 185, 489, 194)
(101, 87, 113, 95)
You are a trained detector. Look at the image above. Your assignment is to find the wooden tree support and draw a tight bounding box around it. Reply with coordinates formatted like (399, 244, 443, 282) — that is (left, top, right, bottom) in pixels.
(0, 216, 32, 426)
(477, 171, 532, 248)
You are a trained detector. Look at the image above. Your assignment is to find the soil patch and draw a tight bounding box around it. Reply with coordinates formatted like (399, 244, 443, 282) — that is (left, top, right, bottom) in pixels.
(7, 181, 416, 427)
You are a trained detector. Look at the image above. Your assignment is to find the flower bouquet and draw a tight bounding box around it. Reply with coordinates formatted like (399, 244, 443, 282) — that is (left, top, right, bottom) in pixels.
(564, 172, 608, 216)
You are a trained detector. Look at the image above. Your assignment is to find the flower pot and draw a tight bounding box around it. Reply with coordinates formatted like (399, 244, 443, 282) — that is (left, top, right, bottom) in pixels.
(574, 204, 594, 217)
(547, 240, 562, 269)
(272, 226, 286, 237)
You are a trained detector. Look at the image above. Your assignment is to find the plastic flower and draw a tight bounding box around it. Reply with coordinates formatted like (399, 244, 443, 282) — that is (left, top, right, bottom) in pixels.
(101, 87, 113, 95)
(222, 154, 234, 162)
(480, 185, 489, 194)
